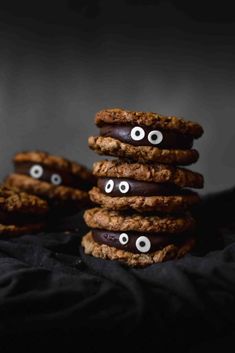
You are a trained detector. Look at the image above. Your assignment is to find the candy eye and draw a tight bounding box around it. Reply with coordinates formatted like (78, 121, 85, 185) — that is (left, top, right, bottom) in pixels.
(29, 165, 43, 179)
(131, 126, 145, 141)
(51, 174, 62, 185)
(119, 233, 129, 245)
(136, 236, 151, 253)
(105, 179, 114, 193)
(148, 130, 163, 145)
(118, 181, 130, 194)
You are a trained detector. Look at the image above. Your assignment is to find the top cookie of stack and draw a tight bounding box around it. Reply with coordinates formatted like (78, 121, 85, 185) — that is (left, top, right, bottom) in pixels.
(89, 108, 203, 165)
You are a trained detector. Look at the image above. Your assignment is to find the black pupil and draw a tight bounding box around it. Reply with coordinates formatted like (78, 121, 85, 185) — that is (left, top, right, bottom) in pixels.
(135, 130, 140, 136)
(35, 169, 40, 174)
(123, 236, 127, 242)
(107, 183, 111, 188)
(121, 185, 126, 190)
(152, 134, 157, 140)
(139, 241, 146, 247)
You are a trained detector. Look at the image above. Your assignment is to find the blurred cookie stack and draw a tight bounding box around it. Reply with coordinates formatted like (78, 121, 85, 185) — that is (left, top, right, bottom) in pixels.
(5, 151, 95, 218)
(0, 186, 48, 236)
(3, 151, 95, 235)
(82, 108, 204, 266)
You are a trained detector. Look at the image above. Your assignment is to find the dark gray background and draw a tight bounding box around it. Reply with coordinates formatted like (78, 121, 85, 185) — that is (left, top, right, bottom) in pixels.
(0, 0, 235, 194)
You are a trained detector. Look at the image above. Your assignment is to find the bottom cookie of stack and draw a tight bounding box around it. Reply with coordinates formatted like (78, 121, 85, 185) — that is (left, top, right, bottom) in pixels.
(82, 208, 196, 267)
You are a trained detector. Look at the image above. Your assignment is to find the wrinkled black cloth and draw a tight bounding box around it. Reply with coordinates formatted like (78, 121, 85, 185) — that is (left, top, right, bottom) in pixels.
(0, 190, 235, 353)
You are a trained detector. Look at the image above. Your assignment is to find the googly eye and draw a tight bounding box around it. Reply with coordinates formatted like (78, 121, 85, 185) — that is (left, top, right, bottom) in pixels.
(119, 233, 129, 245)
(105, 179, 114, 193)
(29, 165, 43, 179)
(130, 126, 145, 141)
(51, 174, 62, 185)
(136, 236, 151, 253)
(147, 130, 163, 145)
(118, 181, 130, 194)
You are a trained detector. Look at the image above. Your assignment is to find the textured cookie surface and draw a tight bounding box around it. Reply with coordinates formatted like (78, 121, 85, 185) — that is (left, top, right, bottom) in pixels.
(89, 187, 200, 213)
(0, 222, 45, 236)
(0, 185, 48, 216)
(93, 160, 204, 188)
(5, 174, 89, 202)
(14, 151, 95, 183)
(89, 136, 199, 165)
(82, 232, 195, 267)
(95, 108, 203, 138)
(84, 208, 195, 233)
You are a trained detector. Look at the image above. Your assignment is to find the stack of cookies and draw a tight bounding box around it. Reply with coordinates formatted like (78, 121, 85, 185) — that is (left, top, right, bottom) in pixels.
(5, 151, 95, 218)
(82, 108, 204, 266)
(0, 186, 48, 236)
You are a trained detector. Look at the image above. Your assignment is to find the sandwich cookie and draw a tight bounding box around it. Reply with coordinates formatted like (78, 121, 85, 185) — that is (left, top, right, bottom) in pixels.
(82, 208, 196, 266)
(89, 160, 203, 213)
(0, 186, 48, 236)
(82, 232, 195, 266)
(88, 108, 203, 165)
(5, 151, 95, 216)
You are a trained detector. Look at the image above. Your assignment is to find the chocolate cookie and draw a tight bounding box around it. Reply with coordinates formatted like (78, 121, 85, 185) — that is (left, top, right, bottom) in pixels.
(82, 232, 195, 266)
(84, 208, 195, 233)
(89, 108, 203, 164)
(93, 160, 204, 189)
(4, 151, 95, 216)
(0, 186, 48, 236)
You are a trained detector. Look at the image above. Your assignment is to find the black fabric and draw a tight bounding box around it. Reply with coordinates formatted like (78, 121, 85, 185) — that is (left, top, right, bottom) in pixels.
(0, 191, 235, 353)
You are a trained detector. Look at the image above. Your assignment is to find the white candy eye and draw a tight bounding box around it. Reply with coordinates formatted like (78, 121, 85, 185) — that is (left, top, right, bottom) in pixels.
(119, 233, 129, 245)
(51, 174, 62, 185)
(119, 181, 130, 194)
(136, 236, 151, 253)
(105, 179, 114, 193)
(29, 165, 43, 179)
(148, 130, 163, 145)
(131, 126, 145, 141)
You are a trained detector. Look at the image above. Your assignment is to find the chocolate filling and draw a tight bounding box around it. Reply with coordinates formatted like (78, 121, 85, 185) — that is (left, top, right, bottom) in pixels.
(14, 162, 93, 191)
(92, 229, 190, 254)
(98, 178, 192, 197)
(100, 125, 194, 149)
